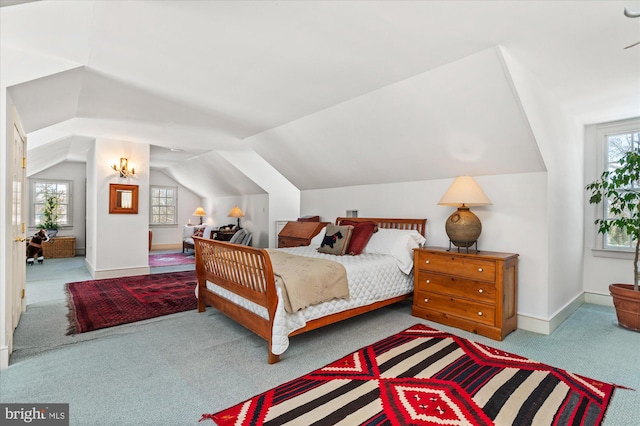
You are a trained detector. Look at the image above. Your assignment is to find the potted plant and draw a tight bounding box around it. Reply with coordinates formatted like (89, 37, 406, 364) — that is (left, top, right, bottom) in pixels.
(39, 192, 60, 238)
(586, 148, 640, 331)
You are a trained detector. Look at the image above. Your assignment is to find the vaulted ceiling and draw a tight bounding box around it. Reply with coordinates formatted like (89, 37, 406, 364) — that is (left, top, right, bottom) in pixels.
(2, 0, 639, 196)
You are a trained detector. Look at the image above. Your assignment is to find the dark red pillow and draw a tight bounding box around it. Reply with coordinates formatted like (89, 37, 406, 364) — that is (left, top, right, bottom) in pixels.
(340, 220, 377, 255)
(193, 227, 205, 238)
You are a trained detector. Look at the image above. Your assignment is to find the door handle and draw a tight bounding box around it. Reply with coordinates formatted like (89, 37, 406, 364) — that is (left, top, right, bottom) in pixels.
(15, 236, 26, 242)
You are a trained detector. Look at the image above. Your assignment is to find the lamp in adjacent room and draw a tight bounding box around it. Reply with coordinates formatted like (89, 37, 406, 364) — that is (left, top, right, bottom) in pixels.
(438, 176, 492, 252)
(112, 157, 135, 178)
(228, 206, 244, 229)
(193, 207, 206, 225)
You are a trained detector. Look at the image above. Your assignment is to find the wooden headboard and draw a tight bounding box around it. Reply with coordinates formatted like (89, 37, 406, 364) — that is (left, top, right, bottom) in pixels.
(335, 217, 427, 237)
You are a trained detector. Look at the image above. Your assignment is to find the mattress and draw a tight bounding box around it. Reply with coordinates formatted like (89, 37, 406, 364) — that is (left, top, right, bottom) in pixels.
(203, 245, 413, 355)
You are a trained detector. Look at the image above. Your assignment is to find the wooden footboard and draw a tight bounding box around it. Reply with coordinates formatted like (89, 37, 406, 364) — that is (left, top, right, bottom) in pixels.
(194, 238, 281, 363)
(195, 217, 427, 364)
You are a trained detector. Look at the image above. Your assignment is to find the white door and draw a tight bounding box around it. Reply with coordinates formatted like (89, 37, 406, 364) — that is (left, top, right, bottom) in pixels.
(8, 112, 27, 351)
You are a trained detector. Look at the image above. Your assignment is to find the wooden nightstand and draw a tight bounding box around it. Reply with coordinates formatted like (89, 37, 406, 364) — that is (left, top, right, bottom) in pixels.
(412, 247, 518, 341)
(278, 221, 329, 248)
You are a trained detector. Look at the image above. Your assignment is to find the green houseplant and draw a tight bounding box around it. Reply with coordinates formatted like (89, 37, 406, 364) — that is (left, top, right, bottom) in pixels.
(586, 148, 640, 331)
(39, 193, 60, 235)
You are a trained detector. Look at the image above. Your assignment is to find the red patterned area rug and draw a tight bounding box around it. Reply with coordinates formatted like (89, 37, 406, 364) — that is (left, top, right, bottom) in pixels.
(66, 271, 197, 334)
(202, 324, 619, 426)
(149, 252, 195, 267)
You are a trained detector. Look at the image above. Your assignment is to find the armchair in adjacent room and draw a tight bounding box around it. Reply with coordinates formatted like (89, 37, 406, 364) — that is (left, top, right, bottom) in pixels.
(228, 228, 253, 246)
(182, 225, 216, 252)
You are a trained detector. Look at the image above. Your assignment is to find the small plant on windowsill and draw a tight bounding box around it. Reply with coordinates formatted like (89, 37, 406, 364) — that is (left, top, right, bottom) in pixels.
(38, 193, 60, 238)
(586, 148, 640, 331)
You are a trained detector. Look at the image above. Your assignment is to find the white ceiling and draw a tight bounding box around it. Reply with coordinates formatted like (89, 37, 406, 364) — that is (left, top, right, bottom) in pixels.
(1, 0, 639, 195)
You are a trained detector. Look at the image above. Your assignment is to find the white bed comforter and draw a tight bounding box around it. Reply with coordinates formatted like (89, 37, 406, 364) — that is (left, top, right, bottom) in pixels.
(201, 245, 413, 355)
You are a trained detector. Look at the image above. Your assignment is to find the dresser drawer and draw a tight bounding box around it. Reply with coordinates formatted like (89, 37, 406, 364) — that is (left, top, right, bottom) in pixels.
(415, 291, 496, 326)
(415, 271, 496, 304)
(415, 251, 496, 282)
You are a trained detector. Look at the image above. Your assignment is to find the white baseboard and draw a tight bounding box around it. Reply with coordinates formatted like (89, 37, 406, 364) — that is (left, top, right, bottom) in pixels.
(517, 293, 585, 335)
(84, 258, 150, 279)
(92, 267, 150, 280)
(516, 292, 614, 335)
(584, 291, 614, 307)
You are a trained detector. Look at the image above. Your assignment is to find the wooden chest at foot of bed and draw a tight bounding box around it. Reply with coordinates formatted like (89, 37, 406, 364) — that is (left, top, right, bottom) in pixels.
(412, 247, 518, 341)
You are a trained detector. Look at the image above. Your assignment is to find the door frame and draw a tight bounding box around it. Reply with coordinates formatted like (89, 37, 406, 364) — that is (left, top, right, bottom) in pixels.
(1, 105, 27, 369)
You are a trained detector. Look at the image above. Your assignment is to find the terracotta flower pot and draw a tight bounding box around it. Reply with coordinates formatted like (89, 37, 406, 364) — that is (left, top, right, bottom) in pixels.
(609, 283, 640, 332)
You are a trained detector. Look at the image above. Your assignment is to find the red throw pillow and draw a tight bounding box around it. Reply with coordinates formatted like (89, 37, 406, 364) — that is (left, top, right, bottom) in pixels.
(193, 227, 205, 238)
(341, 220, 377, 255)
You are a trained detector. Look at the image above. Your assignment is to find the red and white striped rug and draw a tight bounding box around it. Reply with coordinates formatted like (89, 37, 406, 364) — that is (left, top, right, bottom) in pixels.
(202, 324, 619, 425)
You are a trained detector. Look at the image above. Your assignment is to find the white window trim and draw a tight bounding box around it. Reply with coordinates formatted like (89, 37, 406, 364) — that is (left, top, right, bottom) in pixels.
(149, 185, 178, 226)
(590, 118, 640, 259)
(29, 178, 73, 228)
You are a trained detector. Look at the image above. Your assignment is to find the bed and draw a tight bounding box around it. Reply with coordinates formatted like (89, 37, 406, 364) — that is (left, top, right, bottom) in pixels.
(194, 217, 427, 363)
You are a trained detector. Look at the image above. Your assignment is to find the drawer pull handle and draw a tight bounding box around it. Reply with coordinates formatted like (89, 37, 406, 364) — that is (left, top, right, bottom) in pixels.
(478, 311, 483, 316)
(425, 280, 430, 284)
(478, 267, 483, 272)
(425, 260, 430, 264)
(424, 298, 429, 303)
(478, 289, 483, 294)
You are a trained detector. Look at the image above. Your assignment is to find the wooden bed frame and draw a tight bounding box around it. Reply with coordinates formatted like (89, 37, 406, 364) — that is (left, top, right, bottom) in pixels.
(194, 217, 427, 363)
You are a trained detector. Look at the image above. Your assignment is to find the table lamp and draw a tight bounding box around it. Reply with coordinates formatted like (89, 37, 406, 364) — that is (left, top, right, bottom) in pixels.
(438, 176, 492, 252)
(228, 206, 244, 228)
(193, 207, 206, 225)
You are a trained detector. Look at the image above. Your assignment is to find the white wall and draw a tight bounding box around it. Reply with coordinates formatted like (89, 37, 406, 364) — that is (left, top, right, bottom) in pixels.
(502, 48, 585, 322)
(202, 193, 269, 248)
(301, 172, 549, 324)
(28, 161, 86, 254)
(85, 138, 150, 279)
(149, 169, 202, 248)
(217, 146, 299, 247)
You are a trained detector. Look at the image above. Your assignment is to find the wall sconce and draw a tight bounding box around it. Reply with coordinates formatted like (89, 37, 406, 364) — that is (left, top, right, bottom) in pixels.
(228, 206, 244, 228)
(112, 157, 135, 178)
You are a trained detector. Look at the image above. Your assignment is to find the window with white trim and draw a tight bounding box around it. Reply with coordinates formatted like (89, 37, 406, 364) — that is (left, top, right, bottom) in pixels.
(600, 124, 640, 251)
(150, 186, 177, 225)
(31, 179, 72, 227)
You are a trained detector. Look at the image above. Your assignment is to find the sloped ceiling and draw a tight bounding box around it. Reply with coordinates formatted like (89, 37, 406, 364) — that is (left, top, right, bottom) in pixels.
(2, 1, 639, 196)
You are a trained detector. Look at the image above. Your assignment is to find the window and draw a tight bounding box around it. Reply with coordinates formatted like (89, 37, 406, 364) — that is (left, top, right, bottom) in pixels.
(601, 126, 640, 251)
(31, 180, 72, 227)
(150, 186, 177, 225)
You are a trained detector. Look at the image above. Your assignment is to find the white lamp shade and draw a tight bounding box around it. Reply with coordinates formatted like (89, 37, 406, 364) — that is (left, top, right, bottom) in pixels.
(438, 176, 492, 207)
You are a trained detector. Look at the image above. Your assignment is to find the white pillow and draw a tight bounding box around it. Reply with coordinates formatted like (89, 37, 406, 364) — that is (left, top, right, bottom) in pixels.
(182, 225, 196, 239)
(203, 225, 216, 240)
(309, 226, 328, 247)
(363, 228, 426, 274)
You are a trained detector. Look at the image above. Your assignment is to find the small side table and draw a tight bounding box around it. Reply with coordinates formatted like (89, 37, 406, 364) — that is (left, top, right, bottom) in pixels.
(215, 230, 237, 241)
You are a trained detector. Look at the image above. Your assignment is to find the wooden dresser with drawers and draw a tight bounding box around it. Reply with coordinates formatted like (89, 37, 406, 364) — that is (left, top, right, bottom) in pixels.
(412, 247, 518, 341)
